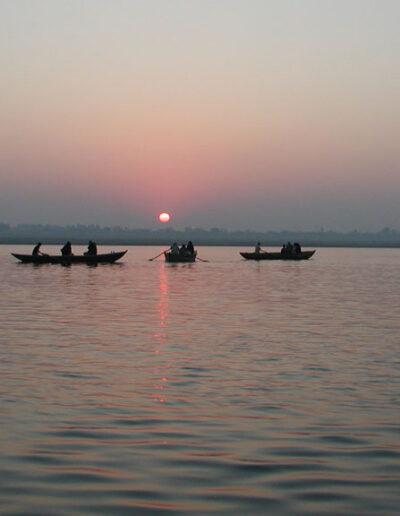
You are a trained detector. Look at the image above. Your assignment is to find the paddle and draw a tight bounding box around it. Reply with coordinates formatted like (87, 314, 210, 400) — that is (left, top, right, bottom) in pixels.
(196, 257, 209, 262)
(149, 249, 170, 261)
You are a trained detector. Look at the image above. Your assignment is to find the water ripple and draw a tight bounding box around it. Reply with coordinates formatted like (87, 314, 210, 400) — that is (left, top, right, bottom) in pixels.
(1, 246, 400, 515)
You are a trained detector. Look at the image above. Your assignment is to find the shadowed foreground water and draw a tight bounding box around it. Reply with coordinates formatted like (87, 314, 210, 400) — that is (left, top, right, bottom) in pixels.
(1, 245, 399, 515)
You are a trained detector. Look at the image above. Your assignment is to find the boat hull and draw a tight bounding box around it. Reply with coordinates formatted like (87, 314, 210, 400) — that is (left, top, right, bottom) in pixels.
(164, 251, 197, 263)
(11, 251, 127, 264)
(240, 250, 315, 261)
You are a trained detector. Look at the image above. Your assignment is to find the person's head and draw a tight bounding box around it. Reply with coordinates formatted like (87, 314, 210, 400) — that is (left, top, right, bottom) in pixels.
(257, 242, 260, 245)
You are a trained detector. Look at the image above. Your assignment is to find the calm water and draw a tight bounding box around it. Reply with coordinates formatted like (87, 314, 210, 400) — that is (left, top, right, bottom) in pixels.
(1, 245, 399, 516)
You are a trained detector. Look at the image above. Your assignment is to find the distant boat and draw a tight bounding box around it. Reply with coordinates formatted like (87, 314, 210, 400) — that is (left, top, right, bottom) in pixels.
(164, 251, 197, 263)
(240, 250, 316, 261)
(11, 250, 127, 264)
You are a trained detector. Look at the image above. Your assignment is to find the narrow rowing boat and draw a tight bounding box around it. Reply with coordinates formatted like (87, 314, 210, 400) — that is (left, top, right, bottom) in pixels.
(11, 250, 128, 264)
(240, 250, 315, 261)
(164, 251, 197, 263)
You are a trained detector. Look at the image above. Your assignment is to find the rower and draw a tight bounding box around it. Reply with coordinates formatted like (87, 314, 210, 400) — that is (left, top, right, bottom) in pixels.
(255, 242, 262, 254)
(32, 242, 42, 256)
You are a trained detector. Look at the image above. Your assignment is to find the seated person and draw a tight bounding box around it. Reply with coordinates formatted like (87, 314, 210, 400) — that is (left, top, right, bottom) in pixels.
(255, 242, 262, 254)
(179, 244, 188, 255)
(187, 241, 194, 255)
(293, 242, 301, 254)
(61, 241, 72, 256)
(84, 240, 97, 255)
(170, 242, 179, 255)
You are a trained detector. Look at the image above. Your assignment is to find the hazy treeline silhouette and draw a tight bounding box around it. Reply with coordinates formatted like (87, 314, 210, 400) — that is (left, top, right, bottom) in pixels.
(1, 223, 400, 247)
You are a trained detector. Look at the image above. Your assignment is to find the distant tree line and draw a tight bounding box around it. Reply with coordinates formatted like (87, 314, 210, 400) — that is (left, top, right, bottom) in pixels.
(1, 223, 400, 247)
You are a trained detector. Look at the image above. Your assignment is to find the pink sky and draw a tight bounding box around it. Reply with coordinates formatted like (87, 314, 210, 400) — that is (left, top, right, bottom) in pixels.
(1, 0, 399, 230)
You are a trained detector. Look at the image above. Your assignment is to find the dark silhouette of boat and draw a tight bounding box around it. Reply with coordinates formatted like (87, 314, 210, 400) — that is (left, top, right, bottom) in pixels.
(164, 251, 197, 263)
(11, 250, 127, 264)
(240, 250, 316, 261)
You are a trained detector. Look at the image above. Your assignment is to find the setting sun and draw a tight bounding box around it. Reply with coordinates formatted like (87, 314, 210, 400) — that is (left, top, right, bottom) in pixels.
(158, 212, 170, 223)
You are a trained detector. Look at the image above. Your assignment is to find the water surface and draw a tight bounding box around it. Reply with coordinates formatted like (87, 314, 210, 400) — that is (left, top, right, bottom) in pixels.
(1, 245, 399, 515)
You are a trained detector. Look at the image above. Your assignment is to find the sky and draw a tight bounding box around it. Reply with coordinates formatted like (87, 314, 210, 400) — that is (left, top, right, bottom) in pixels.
(1, 0, 399, 231)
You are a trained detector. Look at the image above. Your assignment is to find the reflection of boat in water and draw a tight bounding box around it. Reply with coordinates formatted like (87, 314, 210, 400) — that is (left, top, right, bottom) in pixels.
(240, 250, 316, 261)
(11, 251, 127, 264)
(164, 251, 197, 263)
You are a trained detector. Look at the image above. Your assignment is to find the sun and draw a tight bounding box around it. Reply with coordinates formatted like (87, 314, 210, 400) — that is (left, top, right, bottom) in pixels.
(158, 212, 171, 223)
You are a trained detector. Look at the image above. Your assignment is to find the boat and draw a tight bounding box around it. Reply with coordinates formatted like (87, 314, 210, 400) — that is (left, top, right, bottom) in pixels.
(164, 250, 197, 263)
(240, 250, 315, 261)
(11, 250, 128, 264)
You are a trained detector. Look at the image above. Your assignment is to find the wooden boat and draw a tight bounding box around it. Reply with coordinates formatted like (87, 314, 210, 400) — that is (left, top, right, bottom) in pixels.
(240, 250, 315, 261)
(11, 250, 127, 264)
(164, 250, 197, 263)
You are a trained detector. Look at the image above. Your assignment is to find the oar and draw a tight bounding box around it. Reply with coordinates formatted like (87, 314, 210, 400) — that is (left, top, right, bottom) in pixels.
(196, 257, 209, 262)
(149, 249, 170, 261)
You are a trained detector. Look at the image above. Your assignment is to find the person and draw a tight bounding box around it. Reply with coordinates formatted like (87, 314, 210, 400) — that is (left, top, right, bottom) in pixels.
(179, 243, 187, 256)
(255, 242, 262, 254)
(85, 240, 97, 255)
(32, 242, 42, 256)
(61, 241, 72, 256)
(293, 242, 301, 254)
(281, 243, 286, 254)
(170, 242, 179, 255)
(286, 241, 293, 253)
(187, 241, 194, 255)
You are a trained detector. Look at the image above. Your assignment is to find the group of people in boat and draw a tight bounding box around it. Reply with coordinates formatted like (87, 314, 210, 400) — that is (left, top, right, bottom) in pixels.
(253, 241, 302, 255)
(169, 241, 195, 256)
(32, 241, 97, 256)
(281, 241, 302, 254)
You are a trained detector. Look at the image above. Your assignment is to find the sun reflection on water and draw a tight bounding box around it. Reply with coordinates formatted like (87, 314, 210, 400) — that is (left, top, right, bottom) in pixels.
(151, 265, 170, 403)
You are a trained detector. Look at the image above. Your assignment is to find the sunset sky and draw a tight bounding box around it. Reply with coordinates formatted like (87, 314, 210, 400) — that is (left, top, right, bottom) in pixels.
(1, 0, 399, 231)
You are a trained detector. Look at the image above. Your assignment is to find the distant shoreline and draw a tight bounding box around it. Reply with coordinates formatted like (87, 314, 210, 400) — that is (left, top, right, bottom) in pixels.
(2, 240, 400, 249)
(1, 224, 400, 248)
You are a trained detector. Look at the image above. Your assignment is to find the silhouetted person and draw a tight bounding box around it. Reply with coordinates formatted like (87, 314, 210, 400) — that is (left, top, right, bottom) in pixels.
(179, 244, 187, 256)
(85, 240, 97, 255)
(187, 241, 194, 255)
(281, 244, 286, 254)
(294, 242, 301, 254)
(170, 242, 179, 255)
(32, 242, 42, 256)
(255, 242, 262, 254)
(286, 241, 293, 253)
(61, 241, 72, 256)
